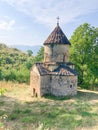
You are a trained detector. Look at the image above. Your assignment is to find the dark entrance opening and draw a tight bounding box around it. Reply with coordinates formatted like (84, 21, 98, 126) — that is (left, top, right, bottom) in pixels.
(33, 88, 37, 97)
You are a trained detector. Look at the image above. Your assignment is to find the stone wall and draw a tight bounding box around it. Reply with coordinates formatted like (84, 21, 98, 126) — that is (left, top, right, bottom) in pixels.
(40, 75, 77, 96)
(50, 75, 77, 96)
(30, 65, 41, 97)
(40, 75, 51, 96)
(44, 44, 70, 63)
(30, 65, 77, 97)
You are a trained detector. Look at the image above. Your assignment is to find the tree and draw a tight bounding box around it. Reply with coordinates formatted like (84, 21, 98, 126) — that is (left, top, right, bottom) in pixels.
(34, 46, 44, 62)
(27, 50, 33, 56)
(0, 69, 2, 80)
(70, 23, 98, 89)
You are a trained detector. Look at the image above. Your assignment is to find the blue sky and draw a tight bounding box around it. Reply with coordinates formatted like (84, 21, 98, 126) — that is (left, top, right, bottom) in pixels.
(0, 0, 98, 46)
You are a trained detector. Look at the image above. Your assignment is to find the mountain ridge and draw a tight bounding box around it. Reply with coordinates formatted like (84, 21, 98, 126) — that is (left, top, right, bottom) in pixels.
(10, 45, 41, 55)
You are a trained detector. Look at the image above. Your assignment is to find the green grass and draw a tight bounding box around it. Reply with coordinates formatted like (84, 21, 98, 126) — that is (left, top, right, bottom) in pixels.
(0, 83, 98, 130)
(2, 99, 98, 130)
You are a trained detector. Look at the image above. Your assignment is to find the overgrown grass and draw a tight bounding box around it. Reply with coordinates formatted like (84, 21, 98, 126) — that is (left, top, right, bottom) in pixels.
(0, 88, 7, 96)
(0, 82, 98, 130)
(1, 99, 98, 130)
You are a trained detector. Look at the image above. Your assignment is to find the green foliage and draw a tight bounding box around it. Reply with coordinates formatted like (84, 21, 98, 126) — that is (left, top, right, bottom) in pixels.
(15, 66, 30, 83)
(0, 88, 7, 96)
(0, 43, 35, 83)
(0, 70, 2, 80)
(70, 23, 98, 89)
(34, 46, 44, 62)
(27, 50, 33, 56)
(0, 43, 44, 83)
(0, 122, 4, 128)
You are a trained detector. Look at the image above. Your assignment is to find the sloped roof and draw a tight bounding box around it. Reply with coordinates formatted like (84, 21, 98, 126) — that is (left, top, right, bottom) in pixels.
(44, 25, 70, 45)
(36, 63, 77, 76)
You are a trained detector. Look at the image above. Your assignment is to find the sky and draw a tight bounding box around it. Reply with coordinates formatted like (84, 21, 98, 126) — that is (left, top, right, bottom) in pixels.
(0, 0, 98, 46)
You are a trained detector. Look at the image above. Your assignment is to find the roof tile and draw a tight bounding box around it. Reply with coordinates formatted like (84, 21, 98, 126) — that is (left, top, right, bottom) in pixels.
(36, 63, 77, 76)
(44, 25, 71, 45)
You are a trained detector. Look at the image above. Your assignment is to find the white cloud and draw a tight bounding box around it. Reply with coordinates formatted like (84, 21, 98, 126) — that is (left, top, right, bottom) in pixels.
(1, 0, 98, 26)
(0, 16, 15, 30)
(1, 0, 98, 27)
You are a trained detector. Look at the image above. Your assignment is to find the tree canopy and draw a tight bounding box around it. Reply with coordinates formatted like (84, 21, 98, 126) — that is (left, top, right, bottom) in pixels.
(34, 46, 44, 62)
(70, 23, 98, 89)
(27, 50, 33, 56)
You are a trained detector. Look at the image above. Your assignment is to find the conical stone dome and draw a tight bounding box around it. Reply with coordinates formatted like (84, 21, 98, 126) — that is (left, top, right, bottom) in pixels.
(44, 25, 70, 45)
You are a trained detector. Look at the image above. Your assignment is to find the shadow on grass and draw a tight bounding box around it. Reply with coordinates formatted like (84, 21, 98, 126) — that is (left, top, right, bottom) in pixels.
(76, 89, 98, 101)
(43, 90, 98, 101)
(43, 94, 71, 100)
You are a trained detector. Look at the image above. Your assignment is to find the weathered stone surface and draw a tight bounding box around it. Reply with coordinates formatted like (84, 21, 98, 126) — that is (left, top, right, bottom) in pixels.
(44, 44, 69, 63)
(30, 65, 41, 97)
(50, 75, 77, 96)
(41, 75, 77, 96)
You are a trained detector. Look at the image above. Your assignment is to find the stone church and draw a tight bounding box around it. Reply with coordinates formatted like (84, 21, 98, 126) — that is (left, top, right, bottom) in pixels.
(30, 21, 77, 97)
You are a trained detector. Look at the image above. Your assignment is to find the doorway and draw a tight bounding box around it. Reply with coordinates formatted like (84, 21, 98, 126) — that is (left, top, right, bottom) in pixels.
(33, 88, 37, 97)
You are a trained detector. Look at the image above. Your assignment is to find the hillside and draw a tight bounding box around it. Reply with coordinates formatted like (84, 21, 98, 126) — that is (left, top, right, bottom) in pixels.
(0, 43, 34, 83)
(12, 45, 41, 55)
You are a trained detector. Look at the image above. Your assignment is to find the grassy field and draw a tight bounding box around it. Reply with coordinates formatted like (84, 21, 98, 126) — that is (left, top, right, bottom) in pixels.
(0, 81, 98, 130)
